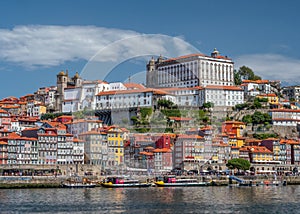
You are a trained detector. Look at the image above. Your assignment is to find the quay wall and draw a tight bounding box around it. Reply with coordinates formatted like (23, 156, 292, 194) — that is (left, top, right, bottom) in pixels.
(1, 175, 300, 188)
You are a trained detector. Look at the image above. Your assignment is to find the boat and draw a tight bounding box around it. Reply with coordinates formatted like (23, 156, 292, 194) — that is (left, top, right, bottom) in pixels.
(154, 175, 209, 187)
(101, 176, 151, 188)
(61, 175, 96, 188)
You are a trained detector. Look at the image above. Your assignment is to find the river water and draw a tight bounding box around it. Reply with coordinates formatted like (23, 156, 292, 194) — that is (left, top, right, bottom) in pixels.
(0, 185, 300, 213)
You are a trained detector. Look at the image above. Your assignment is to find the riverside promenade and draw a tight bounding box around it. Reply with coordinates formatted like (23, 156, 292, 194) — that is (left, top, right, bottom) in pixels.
(1, 174, 300, 188)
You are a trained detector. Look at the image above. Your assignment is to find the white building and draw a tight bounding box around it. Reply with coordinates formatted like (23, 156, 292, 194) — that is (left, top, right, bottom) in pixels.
(160, 87, 199, 107)
(146, 49, 235, 88)
(62, 80, 110, 113)
(199, 85, 244, 107)
(241, 80, 273, 97)
(95, 88, 173, 110)
(270, 109, 300, 127)
(72, 138, 85, 165)
(66, 117, 103, 137)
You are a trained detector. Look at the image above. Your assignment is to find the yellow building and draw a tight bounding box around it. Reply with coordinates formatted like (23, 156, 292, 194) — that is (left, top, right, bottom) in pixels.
(248, 146, 273, 163)
(107, 126, 125, 166)
(222, 121, 245, 138)
(256, 93, 279, 105)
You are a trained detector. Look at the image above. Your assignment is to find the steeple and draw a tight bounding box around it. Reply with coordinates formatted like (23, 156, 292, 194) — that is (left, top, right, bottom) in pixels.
(211, 48, 220, 58)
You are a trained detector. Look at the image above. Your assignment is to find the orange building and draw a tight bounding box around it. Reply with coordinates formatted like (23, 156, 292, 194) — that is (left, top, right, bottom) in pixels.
(222, 121, 245, 138)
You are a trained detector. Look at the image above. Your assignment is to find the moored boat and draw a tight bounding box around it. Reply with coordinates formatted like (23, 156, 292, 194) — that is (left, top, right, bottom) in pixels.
(101, 176, 151, 188)
(154, 175, 209, 187)
(61, 175, 96, 188)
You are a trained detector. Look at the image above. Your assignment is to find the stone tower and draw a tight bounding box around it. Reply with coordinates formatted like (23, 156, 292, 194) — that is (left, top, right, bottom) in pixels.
(56, 70, 68, 112)
(146, 55, 164, 87)
(146, 57, 155, 87)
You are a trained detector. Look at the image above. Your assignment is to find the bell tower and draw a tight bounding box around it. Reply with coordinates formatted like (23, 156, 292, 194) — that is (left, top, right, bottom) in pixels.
(56, 70, 68, 112)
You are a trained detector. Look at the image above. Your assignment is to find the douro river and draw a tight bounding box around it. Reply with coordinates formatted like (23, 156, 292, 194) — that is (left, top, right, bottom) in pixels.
(0, 185, 299, 213)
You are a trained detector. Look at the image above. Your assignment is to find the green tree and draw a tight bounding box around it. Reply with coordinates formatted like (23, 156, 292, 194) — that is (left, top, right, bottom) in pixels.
(252, 99, 262, 109)
(234, 69, 242, 85)
(235, 66, 261, 85)
(226, 158, 250, 171)
(242, 115, 252, 124)
(252, 111, 265, 124)
(157, 99, 176, 109)
(202, 102, 214, 111)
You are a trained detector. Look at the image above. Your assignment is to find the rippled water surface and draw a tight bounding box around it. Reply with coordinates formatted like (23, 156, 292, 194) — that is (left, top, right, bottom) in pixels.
(1, 186, 300, 213)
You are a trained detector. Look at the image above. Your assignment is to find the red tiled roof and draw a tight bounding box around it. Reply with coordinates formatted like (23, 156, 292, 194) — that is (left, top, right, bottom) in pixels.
(247, 146, 273, 154)
(177, 134, 203, 139)
(203, 85, 243, 91)
(169, 117, 192, 121)
(270, 109, 300, 113)
(123, 83, 146, 90)
(97, 88, 169, 96)
(152, 148, 172, 153)
(242, 80, 269, 84)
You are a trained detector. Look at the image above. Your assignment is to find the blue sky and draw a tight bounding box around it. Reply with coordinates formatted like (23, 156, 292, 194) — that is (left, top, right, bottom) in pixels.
(0, 0, 300, 99)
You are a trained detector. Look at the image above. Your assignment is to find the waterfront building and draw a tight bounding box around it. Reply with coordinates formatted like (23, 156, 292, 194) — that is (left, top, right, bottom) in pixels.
(16, 136, 38, 165)
(146, 49, 234, 88)
(37, 127, 58, 165)
(260, 138, 281, 162)
(72, 138, 84, 165)
(282, 139, 300, 165)
(153, 148, 173, 171)
(199, 126, 215, 162)
(212, 143, 231, 164)
(79, 130, 107, 165)
(1, 132, 38, 165)
(0, 140, 8, 164)
(230, 146, 240, 159)
(239, 147, 250, 162)
(279, 140, 290, 164)
(173, 134, 205, 170)
(127, 133, 155, 169)
(56, 128, 74, 165)
(248, 146, 273, 164)
(107, 126, 126, 167)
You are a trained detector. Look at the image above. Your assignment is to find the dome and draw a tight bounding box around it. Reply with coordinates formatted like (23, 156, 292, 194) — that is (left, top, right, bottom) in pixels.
(58, 70, 65, 76)
(74, 72, 79, 78)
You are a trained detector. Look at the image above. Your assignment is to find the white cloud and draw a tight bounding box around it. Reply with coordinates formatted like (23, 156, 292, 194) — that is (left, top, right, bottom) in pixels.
(0, 25, 199, 69)
(235, 54, 300, 84)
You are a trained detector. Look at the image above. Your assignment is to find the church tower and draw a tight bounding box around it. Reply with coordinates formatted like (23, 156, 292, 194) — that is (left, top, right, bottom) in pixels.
(146, 57, 156, 87)
(56, 70, 68, 112)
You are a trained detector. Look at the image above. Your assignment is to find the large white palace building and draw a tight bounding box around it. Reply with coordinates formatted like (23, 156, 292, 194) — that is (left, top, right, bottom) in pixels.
(146, 48, 234, 88)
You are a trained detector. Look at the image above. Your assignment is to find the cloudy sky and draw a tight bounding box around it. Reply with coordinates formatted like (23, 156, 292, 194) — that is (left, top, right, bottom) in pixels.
(0, 0, 300, 98)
